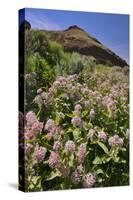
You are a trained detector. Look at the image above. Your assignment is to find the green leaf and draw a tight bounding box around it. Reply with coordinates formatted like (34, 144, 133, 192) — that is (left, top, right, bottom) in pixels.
(96, 169, 104, 174)
(42, 142, 52, 150)
(97, 141, 109, 154)
(102, 156, 112, 164)
(32, 176, 41, 185)
(120, 159, 126, 163)
(73, 129, 80, 141)
(82, 110, 88, 117)
(66, 128, 73, 133)
(98, 178, 103, 183)
(120, 147, 127, 152)
(66, 113, 73, 118)
(93, 156, 103, 164)
(113, 156, 120, 163)
(46, 170, 61, 181)
(55, 114, 61, 125)
(69, 154, 74, 167)
(93, 155, 112, 165)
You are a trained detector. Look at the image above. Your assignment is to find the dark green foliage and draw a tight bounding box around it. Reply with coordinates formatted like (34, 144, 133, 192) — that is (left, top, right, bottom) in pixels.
(35, 56, 56, 89)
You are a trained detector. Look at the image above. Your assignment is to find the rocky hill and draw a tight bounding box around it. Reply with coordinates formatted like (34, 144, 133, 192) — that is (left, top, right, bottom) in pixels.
(44, 25, 128, 67)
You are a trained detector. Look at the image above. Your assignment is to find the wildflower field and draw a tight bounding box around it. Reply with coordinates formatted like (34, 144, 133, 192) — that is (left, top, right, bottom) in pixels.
(19, 30, 129, 191)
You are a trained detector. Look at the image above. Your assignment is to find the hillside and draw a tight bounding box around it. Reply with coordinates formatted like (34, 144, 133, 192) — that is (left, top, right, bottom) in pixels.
(44, 25, 128, 67)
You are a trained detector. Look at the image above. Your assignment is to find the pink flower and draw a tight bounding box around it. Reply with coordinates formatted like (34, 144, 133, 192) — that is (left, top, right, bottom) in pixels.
(71, 116, 82, 127)
(25, 143, 33, 154)
(58, 112, 65, 119)
(87, 129, 95, 142)
(33, 146, 47, 163)
(24, 129, 34, 140)
(58, 76, 67, 84)
(31, 121, 43, 133)
(82, 87, 89, 95)
(26, 111, 37, 127)
(33, 95, 43, 107)
(45, 119, 55, 131)
(48, 151, 60, 168)
(74, 104, 82, 113)
(98, 131, 107, 142)
(108, 134, 123, 146)
(82, 173, 96, 188)
(51, 126, 61, 136)
(67, 74, 78, 82)
(53, 80, 61, 88)
(89, 109, 95, 120)
(40, 92, 47, 99)
(25, 112, 43, 135)
(53, 141, 61, 151)
(107, 101, 116, 111)
(65, 140, 75, 154)
(96, 96, 101, 103)
(77, 144, 87, 164)
(71, 165, 83, 184)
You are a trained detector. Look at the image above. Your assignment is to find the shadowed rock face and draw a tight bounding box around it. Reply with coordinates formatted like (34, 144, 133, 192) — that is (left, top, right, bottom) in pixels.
(45, 25, 128, 67)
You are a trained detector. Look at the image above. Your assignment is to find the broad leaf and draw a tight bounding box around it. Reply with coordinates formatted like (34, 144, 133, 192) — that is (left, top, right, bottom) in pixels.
(93, 156, 103, 164)
(96, 169, 104, 174)
(46, 170, 61, 181)
(97, 141, 109, 154)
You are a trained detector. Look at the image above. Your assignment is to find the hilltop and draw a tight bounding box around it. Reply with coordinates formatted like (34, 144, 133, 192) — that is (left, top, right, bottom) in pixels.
(45, 25, 128, 67)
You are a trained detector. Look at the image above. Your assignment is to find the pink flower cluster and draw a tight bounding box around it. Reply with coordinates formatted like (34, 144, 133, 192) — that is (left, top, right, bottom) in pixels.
(45, 119, 61, 140)
(25, 143, 33, 154)
(26, 111, 43, 134)
(98, 131, 107, 142)
(34, 87, 55, 107)
(71, 165, 83, 184)
(24, 129, 34, 140)
(108, 134, 123, 146)
(33, 146, 47, 163)
(74, 104, 82, 113)
(65, 140, 75, 155)
(45, 119, 55, 131)
(48, 151, 60, 168)
(53, 141, 62, 151)
(25, 112, 43, 141)
(89, 109, 95, 120)
(71, 116, 82, 127)
(77, 144, 87, 164)
(82, 173, 96, 188)
(87, 129, 95, 142)
(26, 111, 37, 126)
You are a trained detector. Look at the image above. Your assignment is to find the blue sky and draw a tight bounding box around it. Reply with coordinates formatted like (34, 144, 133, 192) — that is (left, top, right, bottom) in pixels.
(20, 8, 129, 63)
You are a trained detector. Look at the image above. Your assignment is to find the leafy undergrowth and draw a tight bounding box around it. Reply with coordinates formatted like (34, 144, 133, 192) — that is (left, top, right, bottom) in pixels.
(19, 65, 129, 191)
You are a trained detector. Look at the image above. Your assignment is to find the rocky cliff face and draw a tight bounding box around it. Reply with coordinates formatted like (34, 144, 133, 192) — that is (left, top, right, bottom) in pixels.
(45, 25, 128, 67)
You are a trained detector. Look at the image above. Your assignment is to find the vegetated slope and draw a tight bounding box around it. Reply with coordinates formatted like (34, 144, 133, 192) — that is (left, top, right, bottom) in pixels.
(45, 25, 128, 67)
